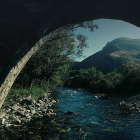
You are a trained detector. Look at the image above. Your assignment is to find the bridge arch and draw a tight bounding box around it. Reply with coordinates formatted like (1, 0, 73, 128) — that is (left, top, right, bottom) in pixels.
(0, 0, 140, 108)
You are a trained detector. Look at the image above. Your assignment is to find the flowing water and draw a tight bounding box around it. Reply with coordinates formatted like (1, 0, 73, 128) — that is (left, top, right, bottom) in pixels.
(1, 87, 140, 140)
(50, 87, 140, 140)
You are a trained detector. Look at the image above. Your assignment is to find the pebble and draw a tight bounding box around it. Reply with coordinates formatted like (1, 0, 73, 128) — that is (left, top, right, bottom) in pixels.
(0, 93, 57, 127)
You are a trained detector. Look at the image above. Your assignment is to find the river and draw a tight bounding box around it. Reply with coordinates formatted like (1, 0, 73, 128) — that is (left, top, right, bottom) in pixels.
(1, 87, 140, 140)
(50, 87, 140, 140)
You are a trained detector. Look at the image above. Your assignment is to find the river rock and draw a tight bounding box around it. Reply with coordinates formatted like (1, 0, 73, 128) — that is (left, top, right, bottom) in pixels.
(39, 100, 44, 104)
(25, 113, 31, 119)
(4, 115, 9, 120)
(0, 118, 6, 125)
(49, 100, 57, 105)
(4, 121, 8, 125)
(120, 95, 140, 111)
(40, 104, 48, 113)
(20, 107, 26, 111)
(21, 117, 30, 123)
(94, 93, 109, 100)
(14, 110, 25, 117)
(48, 109, 53, 113)
(30, 98, 36, 104)
(12, 104, 20, 111)
(31, 109, 36, 115)
(0, 110, 6, 119)
(44, 93, 49, 98)
(42, 109, 47, 113)
(6, 109, 11, 113)
(26, 95, 32, 100)
(43, 113, 50, 118)
(5, 124, 12, 128)
(40, 102, 48, 109)
(120, 101, 126, 106)
(9, 115, 14, 120)
(14, 118, 21, 124)
(0, 90, 57, 127)
(35, 103, 41, 107)
(49, 112, 56, 116)
(27, 110, 31, 113)
(19, 111, 25, 116)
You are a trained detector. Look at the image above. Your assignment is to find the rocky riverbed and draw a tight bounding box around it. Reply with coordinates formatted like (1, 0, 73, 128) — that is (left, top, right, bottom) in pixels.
(0, 92, 58, 128)
(120, 94, 140, 112)
(1, 88, 140, 140)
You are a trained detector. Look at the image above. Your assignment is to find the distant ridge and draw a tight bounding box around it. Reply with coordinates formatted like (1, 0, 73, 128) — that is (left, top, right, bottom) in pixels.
(73, 37, 140, 74)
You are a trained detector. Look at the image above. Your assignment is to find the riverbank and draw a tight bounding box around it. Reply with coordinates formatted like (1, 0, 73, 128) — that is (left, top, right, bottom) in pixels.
(1, 88, 140, 139)
(0, 92, 58, 128)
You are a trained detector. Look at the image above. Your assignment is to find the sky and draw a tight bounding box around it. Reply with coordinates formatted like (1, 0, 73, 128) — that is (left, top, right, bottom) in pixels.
(75, 19, 140, 62)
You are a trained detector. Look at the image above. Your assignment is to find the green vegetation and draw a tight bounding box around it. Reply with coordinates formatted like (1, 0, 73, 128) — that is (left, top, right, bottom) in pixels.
(5, 87, 46, 104)
(8, 21, 98, 101)
(7, 26, 140, 98)
(66, 64, 140, 95)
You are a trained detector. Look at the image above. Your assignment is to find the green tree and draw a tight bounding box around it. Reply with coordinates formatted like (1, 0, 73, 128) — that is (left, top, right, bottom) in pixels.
(14, 29, 90, 91)
(13, 20, 98, 92)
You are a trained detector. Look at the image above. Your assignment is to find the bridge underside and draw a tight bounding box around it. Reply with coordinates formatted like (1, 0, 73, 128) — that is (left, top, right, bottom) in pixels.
(0, 0, 140, 108)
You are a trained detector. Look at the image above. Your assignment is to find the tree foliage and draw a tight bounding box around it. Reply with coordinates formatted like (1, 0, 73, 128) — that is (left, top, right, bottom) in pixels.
(13, 20, 98, 92)
(66, 64, 140, 95)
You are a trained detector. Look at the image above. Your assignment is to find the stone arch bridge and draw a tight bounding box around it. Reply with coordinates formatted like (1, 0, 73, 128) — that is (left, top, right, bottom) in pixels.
(0, 0, 140, 108)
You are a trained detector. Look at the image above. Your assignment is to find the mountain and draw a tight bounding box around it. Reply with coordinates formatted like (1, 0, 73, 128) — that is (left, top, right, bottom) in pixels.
(73, 37, 140, 74)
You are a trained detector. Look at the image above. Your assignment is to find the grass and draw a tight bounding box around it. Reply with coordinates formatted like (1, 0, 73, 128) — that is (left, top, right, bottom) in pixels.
(31, 87, 46, 101)
(5, 87, 47, 104)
